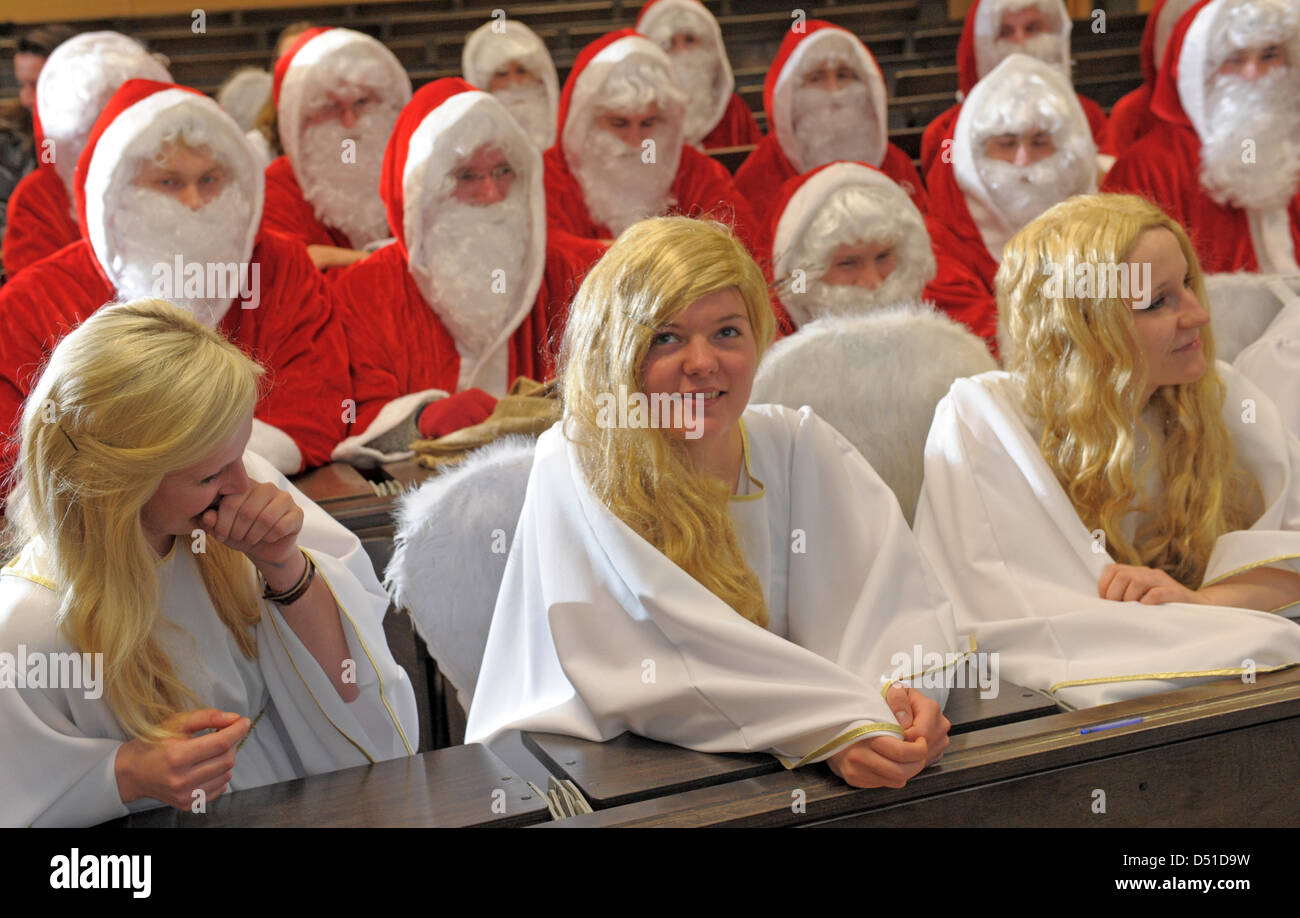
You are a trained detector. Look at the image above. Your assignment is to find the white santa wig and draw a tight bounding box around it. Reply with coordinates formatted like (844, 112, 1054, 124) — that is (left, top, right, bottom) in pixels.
(276, 28, 412, 179)
(953, 54, 1097, 256)
(462, 19, 560, 150)
(970, 0, 1072, 82)
(637, 0, 735, 143)
(772, 162, 935, 325)
(35, 31, 171, 192)
(84, 88, 263, 299)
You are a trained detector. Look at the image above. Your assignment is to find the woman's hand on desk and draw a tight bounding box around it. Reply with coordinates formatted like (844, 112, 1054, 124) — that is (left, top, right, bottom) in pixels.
(115, 708, 249, 808)
(889, 682, 951, 766)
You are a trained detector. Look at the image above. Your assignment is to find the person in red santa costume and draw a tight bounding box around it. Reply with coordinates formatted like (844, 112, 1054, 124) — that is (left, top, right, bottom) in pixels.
(1103, 0, 1300, 275)
(543, 29, 759, 250)
(766, 161, 937, 335)
(733, 21, 926, 249)
(331, 79, 601, 467)
(1101, 0, 1200, 157)
(635, 0, 761, 150)
(462, 18, 560, 153)
(264, 27, 412, 272)
(3, 32, 169, 280)
(923, 54, 1097, 354)
(919, 0, 1109, 178)
(0, 80, 349, 488)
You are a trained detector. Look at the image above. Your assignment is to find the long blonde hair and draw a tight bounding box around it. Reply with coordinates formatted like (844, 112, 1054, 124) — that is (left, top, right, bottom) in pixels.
(998, 193, 1259, 586)
(2, 299, 266, 740)
(559, 217, 776, 625)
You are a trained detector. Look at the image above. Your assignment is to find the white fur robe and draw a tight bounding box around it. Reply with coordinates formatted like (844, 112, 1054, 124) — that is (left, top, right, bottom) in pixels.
(913, 364, 1300, 710)
(465, 404, 962, 766)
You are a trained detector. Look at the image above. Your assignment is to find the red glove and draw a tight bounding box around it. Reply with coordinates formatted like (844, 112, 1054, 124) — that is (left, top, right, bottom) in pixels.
(417, 388, 498, 439)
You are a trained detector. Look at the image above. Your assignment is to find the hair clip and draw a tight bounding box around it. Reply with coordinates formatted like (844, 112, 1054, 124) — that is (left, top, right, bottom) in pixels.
(59, 425, 79, 452)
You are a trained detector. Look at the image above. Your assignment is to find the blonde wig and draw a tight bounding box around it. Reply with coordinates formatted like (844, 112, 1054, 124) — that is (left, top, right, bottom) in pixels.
(997, 193, 1259, 586)
(2, 299, 266, 740)
(559, 216, 776, 626)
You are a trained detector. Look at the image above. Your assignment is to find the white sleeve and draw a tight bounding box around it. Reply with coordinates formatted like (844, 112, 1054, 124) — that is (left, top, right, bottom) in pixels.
(244, 451, 419, 770)
(0, 577, 129, 827)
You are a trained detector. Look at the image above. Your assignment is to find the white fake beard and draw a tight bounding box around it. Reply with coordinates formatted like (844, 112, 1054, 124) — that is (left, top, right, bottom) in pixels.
(1200, 68, 1300, 211)
(296, 106, 397, 247)
(992, 33, 1068, 78)
(494, 83, 555, 151)
(410, 190, 531, 358)
(109, 184, 253, 329)
(569, 126, 677, 237)
(790, 83, 876, 171)
(671, 47, 723, 145)
(783, 264, 927, 324)
(977, 147, 1084, 229)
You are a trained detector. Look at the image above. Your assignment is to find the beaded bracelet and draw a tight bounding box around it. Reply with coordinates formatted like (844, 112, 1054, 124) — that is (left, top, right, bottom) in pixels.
(263, 550, 316, 606)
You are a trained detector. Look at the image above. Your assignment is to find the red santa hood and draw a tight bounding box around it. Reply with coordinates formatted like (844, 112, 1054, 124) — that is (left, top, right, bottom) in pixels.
(73, 79, 264, 291)
(950, 54, 1096, 258)
(764, 21, 889, 173)
(1152, 0, 1298, 141)
(33, 31, 171, 195)
(380, 77, 547, 385)
(558, 30, 683, 164)
(1147, 0, 1202, 85)
(461, 19, 560, 150)
(273, 26, 413, 185)
(768, 161, 935, 324)
(956, 0, 1072, 97)
(636, 0, 734, 144)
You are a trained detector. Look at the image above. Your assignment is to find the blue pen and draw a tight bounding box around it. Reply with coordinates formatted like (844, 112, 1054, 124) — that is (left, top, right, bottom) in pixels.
(1080, 716, 1144, 735)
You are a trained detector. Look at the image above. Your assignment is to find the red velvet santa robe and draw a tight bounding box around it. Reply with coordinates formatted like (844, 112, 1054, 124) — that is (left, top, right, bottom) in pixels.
(2, 166, 79, 279)
(920, 158, 1000, 353)
(1102, 0, 1197, 158)
(333, 238, 594, 439)
(700, 93, 762, 150)
(1101, 0, 1300, 273)
(917, 0, 1108, 176)
(0, 231, 349, 485)
(262, 154, 356, 250)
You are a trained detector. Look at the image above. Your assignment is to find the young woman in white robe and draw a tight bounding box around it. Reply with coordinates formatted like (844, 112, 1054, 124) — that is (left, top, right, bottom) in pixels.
(914, 193, 1300, 710)
(464, 216, 963, 789)
(0, 299, 417, 827)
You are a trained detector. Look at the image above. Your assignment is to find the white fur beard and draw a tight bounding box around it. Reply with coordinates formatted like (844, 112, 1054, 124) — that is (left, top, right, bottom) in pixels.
(790, 84, 876, 171)
(992, 34, 1068, 78)
(671, 48, 724, 144)
(411, 191, 531, 357)
(297, 107, 397, 247)
(109, 184, 253, 329)
(784, 266, 928, 325)
(494, 84, 555, 151)
(1200, 69, 1300, 211)
(977, 147, 1086, 228)
(570, 127, 676, 236)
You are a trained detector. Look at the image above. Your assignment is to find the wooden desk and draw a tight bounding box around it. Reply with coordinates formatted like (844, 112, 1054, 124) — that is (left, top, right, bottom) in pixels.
(102, 742, 550, 828)
(540, 669, 1300, 827)
(524, 681, 1058, 809)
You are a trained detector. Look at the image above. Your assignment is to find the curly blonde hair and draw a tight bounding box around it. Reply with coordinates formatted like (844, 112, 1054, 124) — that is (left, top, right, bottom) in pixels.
(997, 193, 1260, 586)
(559, 217, 776, 625)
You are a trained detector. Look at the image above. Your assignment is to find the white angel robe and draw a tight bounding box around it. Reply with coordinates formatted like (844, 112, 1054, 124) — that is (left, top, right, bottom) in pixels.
(914, 364, 1300, 710)
(0, 450, 418, 827)
(465, 404, 963, 767)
